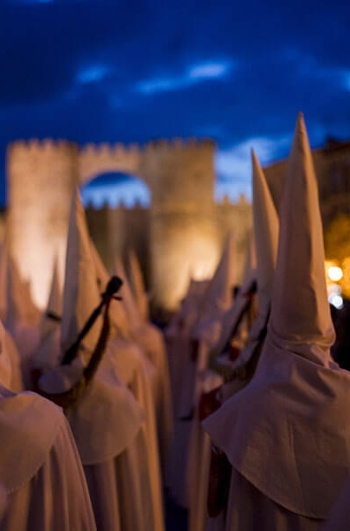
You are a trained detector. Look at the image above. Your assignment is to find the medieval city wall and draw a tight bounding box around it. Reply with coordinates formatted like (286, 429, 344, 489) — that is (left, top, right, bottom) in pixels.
(7, 140, 79, 308)
(7, 137, 250, 312)
(8, 135, 350, 313)
(85, 196, 252, 311)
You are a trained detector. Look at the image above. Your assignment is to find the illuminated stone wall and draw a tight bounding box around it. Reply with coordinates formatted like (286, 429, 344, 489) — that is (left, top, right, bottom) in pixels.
(7, 140, 78, 308)
(142, 139, 221, 311)
(8, 137, 251, 312)
(84, 195, 252, 313)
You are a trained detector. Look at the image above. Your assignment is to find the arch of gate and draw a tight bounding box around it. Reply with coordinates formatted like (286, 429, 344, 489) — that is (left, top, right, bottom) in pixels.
(78, 142, 146, 186)
(6, 137, 220, 312)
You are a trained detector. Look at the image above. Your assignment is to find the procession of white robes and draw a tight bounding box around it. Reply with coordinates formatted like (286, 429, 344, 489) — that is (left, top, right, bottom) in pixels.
(204, 115, 350, 530)
(2, 113, 350, 531)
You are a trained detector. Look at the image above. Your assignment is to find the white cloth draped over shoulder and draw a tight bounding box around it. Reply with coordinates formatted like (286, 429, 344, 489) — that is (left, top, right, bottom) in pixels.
(38, 188, 161, 531)
(0, 384, 96, 531)
(203, 114, 350, 523)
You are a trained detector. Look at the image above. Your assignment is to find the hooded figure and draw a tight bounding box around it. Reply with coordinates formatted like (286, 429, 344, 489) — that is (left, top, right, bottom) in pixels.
(203, 114, 350, 530)
(188, 151, 279, 531)
(127, 249, 150, 322)
(1, 250, 41, 387)
(211, 231, 257, 364)
(213, 151, 279, 381)
(38, 188, 158, 531)
(0, 316, 96, 530)
(34, 256, 63, 372)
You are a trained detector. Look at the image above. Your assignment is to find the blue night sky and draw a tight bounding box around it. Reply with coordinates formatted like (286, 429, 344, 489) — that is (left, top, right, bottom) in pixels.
(1, 0, 350, 206)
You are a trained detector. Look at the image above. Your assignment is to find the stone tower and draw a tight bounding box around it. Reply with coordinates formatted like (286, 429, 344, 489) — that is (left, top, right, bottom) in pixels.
(6, 137, 240, 313)
(7, 140, 78, 308)
(142, 138, 220, 311)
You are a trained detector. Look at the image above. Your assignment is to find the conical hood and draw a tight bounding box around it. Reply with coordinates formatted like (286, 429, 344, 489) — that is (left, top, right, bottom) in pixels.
(4, 254, 40, 329)
(201, 231, 236, 318)
(46, 257, 62, 319)
(40, 256, 63, 338)
(211, 231, 257, 355)
(128, 249, 149, 322)
(241, 229, 256, 286)
(90, 241, 131, 339)
(269, 113, 334, 362)
(61, 188, 102, 357)
(114, 257, 142, 330)
(251, 150, 279, 332)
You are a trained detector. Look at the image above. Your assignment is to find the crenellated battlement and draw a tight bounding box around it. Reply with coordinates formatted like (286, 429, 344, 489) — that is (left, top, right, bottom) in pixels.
(143, 136, 214, 156)
(7, 134, 247, 312)
(8, 138, 77, 154)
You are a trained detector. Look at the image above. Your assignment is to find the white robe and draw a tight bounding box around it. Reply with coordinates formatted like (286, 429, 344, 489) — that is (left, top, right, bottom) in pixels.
(0, 385, 96, 531)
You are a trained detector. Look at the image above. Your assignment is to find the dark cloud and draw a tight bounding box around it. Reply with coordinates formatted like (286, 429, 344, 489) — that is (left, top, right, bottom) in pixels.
(0, 0, 350, 205)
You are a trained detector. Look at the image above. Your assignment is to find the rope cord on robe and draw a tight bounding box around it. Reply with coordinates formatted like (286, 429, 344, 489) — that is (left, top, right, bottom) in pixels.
(33, 276, 123, 410)
(61, 276, 123, 366)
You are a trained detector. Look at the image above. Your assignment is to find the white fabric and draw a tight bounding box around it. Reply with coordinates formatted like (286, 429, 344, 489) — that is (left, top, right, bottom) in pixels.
(61, 188, 102, 355)
(128, 249, 149, 322)
(90, 241, 131, 340)
(188, 371, 223, 531)
(0, 408, 96, 531)
(39, 366, 144, 465)
(33, 326, 61, 372)
(103, 336, 165, 531)
(1, 253, 41, 388)
(203, 115, 350, 520)
(136, 323, 173, 473)
(115, 257, 143, 329)
(40, 257, 62, 340)
(3, 329, 24, 392)
(84, 428, 155, 531)
(0, 384, 62, 493)
(166, 279, 210, 340)
(251, 150, 279, 338)
(269, 116, 335, 364)
(224, 468, 321, 531)
(196, 232, 236, 325)
(4, 254, 41, 329)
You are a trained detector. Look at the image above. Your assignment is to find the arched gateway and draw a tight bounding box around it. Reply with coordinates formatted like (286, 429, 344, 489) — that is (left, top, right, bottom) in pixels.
(7, 138, 236, 312)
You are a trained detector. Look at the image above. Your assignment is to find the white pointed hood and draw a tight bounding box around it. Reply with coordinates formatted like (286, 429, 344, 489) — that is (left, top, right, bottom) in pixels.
(90, 241, 131, 340)
(60, 188, 102, 359)
(4, 254, 40, 329)
(249, 150, 279, 339)
(201, 231, 236, 318)
(212, 233, 256, 356)
(269, 113, 335, 364)
(40, 256, 62, 338)
(128, 249, 149, 322)
(115, 257, 143, 331)
(203, 115, 350, 519)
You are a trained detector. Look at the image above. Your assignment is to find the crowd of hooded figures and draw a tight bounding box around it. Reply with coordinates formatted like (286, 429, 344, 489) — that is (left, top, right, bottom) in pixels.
(0, 113, 349, 530)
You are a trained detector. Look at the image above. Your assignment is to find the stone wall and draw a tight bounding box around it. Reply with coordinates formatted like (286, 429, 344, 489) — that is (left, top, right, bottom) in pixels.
(85, 196, 252, 313)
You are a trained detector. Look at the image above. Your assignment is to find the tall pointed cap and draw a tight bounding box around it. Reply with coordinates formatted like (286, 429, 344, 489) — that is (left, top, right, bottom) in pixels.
(269, 113, 334, 361)
(251, 150, 279, 328)
(4, 254, 40, 329)
(201, 231, 236, 317)
(46, 256, 62, 317)
(241, 229, 257, 287)
(128, 249, 149, 322)
(40, 255, 63, 339)
(114, 256, 143, 330)
(61, 187, 102, 356)
(90, 241, 131, 339)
